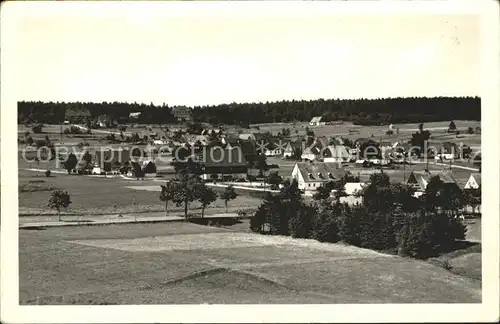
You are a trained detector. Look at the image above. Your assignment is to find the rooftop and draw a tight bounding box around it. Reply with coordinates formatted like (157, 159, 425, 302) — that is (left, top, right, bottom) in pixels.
(295, 162, 346, 182)
(469, 173, 481, 186)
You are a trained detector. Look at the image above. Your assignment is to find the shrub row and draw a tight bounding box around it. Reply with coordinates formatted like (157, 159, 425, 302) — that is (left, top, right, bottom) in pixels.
(250, 196, 466, 259)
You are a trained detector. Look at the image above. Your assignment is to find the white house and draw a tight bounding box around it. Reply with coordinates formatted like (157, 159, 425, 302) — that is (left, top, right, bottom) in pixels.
(92, 166, 104, 175)
(370, 158, 391, 166)
(291, 162, 346, 194)
(309, 116, 325, 126)
(301, 146, 321, 161)
(464, 173, 481, 189)
(334, 182, 366, 205)
(283, 141, 303, 158)
(434, 153, 455, 161)
(129, 112, 142, 119)
(264, 146, 282, 157)
(434, 142, 459, 161)
(152, 139, 168, 145)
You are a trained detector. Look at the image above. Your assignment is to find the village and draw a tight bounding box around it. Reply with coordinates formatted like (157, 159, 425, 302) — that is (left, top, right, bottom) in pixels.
(19, 105, 481, 211)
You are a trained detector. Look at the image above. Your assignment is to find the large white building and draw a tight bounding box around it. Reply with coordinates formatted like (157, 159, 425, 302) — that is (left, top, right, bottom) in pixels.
(291, 162, 346, 194)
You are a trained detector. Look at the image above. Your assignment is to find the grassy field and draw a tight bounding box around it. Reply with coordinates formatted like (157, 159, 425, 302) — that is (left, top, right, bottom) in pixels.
(18, 166, 262, 216)
(19, 221, 481, 304)
(253, 120, 481, 147)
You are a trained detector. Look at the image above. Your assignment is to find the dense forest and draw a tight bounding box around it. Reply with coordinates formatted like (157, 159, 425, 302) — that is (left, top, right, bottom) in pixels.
(18, 96, 480, 126)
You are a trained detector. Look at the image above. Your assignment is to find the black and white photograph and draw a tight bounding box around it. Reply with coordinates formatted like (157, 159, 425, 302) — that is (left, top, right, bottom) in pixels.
(1, 0, 499, 323)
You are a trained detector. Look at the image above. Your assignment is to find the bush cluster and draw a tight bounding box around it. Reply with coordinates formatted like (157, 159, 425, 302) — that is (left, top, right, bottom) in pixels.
(63, 126, 83, 135)
(250, 177, 467, 259)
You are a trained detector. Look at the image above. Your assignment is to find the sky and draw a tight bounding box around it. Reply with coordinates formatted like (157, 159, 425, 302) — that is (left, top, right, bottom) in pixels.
(9, 2, 480, 107)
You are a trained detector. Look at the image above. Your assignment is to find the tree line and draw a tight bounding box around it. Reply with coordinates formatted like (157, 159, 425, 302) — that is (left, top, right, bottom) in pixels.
(18, 96, 480, 126)
(250, 172, 477, 259)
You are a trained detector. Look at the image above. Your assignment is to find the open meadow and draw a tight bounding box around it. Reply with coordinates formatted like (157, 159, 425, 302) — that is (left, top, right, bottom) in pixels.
(253, 120, 481, 148)
(19, 221, 481, 304)
(18, 161, 262, 217)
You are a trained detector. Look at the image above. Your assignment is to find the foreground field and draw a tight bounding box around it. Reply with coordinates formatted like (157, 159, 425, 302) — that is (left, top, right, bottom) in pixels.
(19, 221, 481, 304)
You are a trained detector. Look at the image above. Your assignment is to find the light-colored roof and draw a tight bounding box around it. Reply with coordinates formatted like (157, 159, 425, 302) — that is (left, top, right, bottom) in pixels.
(310, 116, 323, 123)
(295, 162, 346, 183)
(238, 133, 255, 140)
(468, 173, 481, 187)
(344, 182, 366, 195)
(302, 146, 321, 156)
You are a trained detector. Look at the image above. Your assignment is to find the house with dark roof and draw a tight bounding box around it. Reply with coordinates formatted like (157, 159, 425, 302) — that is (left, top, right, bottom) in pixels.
(323, 145, 351, 163)
(97, 115, 115, 128)
(464, 173, 481, 189)
(291, 162, 346, 193)
(406, 170, 457, 192)
(94, 148, 133, 173)
(263, 137, 287, 156)
(434, 142, 460, 160)
(65, 108, 91, 124)
(301, 145, 322, 161)
(199, 147, 248, 181)
(171, 106, 192, 122)
(221, 136, 241, 150)
(238, 139, 257, 159)
(301, 138, 326, 161)
(283, 140, 303, 159)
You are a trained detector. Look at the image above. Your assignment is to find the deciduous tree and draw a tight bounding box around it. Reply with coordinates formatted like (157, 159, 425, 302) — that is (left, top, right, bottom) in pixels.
(198, 185, 217, 218)
(220, 185, 238, 213)
(48, 190, 71, 222)
(159, 181, 176, 216)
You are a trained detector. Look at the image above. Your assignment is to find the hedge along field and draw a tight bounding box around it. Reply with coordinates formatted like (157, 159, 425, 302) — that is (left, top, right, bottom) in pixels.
(250, 173, 474, 261)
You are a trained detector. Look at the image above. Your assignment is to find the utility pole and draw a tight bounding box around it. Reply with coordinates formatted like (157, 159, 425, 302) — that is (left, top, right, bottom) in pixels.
(425, 140, 429, 171)
(403, 154, 406, 183)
